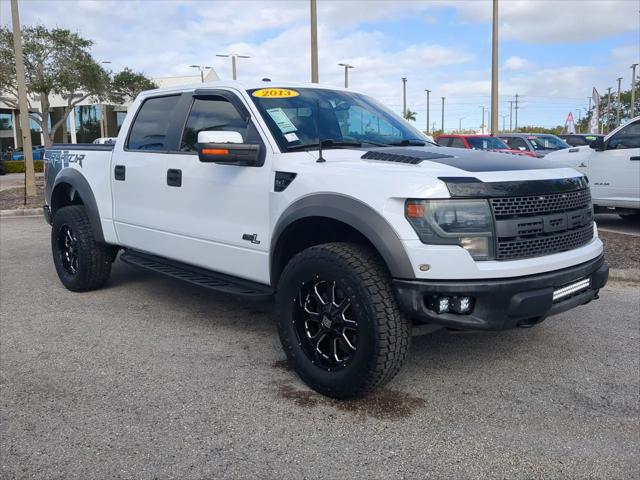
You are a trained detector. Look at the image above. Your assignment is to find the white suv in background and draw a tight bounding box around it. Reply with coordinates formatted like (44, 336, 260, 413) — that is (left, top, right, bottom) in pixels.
(546, 117, 640, 220)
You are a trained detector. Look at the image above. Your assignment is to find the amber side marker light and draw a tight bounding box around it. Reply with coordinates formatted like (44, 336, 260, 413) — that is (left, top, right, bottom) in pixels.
(406, 203, 425, 218)
(202, 148, 229, 155)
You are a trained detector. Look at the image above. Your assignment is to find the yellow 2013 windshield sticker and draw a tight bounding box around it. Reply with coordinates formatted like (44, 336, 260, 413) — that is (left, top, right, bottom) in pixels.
(252, 88, 299, 98)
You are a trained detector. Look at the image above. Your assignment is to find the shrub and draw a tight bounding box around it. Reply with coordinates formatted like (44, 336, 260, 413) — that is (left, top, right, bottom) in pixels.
(2, 160, 44, 174)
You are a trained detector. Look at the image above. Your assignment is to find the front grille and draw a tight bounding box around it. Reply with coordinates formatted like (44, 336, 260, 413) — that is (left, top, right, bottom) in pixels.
(490, 187, 594, 260)
(496, 223, 594, 260)
(490, 189, 591, 218)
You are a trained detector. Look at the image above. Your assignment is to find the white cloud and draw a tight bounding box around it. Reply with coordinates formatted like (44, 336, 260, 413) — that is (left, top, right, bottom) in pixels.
(503, 56, 530, 71)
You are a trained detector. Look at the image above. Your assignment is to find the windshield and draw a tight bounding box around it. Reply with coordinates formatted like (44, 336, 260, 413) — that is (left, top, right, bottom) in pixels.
(528, 135, 569, 151)
(247, 87, 434, 151)
(466, 136, 509, 150)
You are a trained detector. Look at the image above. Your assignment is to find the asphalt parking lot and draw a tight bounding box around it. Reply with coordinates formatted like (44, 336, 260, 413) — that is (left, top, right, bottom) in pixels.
(1, 217, 638, 479)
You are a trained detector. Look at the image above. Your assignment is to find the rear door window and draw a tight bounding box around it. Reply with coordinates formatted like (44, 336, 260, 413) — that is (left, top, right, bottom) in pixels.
(436, 137, 451, 146)
(450, 138, 466, 148)
(504, 137, 528, 150)
(127, 95, 181, 151)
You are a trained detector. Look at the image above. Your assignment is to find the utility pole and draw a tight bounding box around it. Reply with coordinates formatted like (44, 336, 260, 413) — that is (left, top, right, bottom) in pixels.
(606, 86, 612, 132)
(501, 114, 508, 132)
(479, 106, 485, 134)
(10, 0, 35, 199)
(310, 0, 319, 83)
(441, 96, 445, 132)
(424, 89, 431, 134)
(338, 63, 354, 88)
(509, 101, 513, 131)
(490, 0, 499, 135)
(631, 63, 638, 119)
(401, 78, 407, 118)
(616, 77, 623, 126)
(215, 55, 249, 80)
(457, 117, 465, 132)
(514, 93, 519, 130)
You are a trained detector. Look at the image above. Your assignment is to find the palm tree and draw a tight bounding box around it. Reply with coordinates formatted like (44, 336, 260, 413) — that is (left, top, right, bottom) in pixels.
(403, 109, 417, 121)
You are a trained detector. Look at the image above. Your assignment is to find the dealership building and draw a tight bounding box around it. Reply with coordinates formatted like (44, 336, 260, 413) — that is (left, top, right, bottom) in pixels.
(0, 69, 219, 152)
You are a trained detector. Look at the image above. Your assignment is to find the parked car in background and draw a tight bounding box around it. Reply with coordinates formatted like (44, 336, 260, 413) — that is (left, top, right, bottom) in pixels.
(11, 146, 45, 160)
(546, 116, 640, 220)
(436, 134, 537, 157)
(92, 137, 118, 145)
(558, 134, 605, 147)
(498, 133, 570, 157)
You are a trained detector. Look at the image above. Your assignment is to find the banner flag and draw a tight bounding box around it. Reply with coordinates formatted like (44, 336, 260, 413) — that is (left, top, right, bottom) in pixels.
(565, 112, 576, 134)
(589, 88, 600, 134)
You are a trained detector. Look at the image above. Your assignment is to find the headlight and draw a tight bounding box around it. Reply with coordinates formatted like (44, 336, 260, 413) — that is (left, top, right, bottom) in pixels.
(405, 199, 494, 260)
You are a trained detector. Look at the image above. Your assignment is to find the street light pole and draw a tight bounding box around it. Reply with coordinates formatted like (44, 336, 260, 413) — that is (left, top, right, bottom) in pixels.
(10, 0, 35, 199)
(215, 55, 249, 80)
(514, 93, 519, 130)
(310, 0, 319, 83)
(338, 63, 354, 88)
(441, 96, 445, 132)
(490, 0, 499, 135)
(509, 100, 513, 131)
(457, 117, 465, 132)
(501, 114, 508, 132)
(606, 86, 612, 132)
(401, 78, 407, 118)
(190, 64, 212, 83)
(424, 89, 431, 134)
(631, 63, 638, 119)
(479, 106, 485, 134)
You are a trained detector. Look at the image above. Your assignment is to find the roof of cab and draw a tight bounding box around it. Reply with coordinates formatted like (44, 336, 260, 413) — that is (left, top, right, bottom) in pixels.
(137, 80, 351, 98)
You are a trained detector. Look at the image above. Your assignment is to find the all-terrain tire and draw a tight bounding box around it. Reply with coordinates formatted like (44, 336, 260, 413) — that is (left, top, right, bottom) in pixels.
(51, 205, 113, 292)
(275, 242, 411, 398)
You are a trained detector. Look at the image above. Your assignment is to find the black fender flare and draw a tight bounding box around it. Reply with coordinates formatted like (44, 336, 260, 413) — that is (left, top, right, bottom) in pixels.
(271, 193, 414, 279)
(51, 169, 105, 243)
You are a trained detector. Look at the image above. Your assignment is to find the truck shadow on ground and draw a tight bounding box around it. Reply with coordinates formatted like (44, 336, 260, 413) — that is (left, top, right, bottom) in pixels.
(106, 258, 578, 420)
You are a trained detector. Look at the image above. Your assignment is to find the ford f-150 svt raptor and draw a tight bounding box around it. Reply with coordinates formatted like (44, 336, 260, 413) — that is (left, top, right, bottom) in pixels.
(44, 82, 609, 398)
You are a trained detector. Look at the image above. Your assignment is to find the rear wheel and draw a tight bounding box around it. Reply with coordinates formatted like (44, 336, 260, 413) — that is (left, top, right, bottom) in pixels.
(51, 205, 114, 292)
(275, 242, 411, 398)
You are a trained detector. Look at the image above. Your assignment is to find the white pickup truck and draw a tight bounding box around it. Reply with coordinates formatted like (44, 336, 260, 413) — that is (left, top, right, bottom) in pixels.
(43, 81, 609, 398)
(545, 116, 640, 220)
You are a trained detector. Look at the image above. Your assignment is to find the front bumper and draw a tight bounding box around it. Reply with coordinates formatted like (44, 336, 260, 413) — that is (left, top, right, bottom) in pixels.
(393, 254, 608, 330)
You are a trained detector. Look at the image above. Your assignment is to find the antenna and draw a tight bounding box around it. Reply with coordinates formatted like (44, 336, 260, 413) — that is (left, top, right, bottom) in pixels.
(315, 99, 325, 163)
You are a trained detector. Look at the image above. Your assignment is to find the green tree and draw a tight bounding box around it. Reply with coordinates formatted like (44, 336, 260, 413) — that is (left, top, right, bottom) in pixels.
(0, 25, 156, 146)
(403, 109, 417, 121)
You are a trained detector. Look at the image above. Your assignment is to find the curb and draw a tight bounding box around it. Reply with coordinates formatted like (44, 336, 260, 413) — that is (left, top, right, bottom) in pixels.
(0, 208, 42, 217)
(609, 268, 640, 284)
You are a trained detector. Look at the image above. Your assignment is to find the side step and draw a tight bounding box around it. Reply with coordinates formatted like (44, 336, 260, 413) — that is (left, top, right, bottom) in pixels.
(119, 250, 274, 301)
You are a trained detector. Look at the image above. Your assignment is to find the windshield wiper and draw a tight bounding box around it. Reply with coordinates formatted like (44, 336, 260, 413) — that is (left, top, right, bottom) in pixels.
(386, 139, 427, 146)
(287, 139, 363, 151)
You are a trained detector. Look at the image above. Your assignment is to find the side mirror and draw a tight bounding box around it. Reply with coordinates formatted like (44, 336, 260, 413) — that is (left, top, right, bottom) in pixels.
(197, 131, 260, 166)
(589, 136, 605, 151)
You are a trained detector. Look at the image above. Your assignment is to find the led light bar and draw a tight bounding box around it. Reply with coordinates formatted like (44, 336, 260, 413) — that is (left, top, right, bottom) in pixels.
(553, 278, 591, 302)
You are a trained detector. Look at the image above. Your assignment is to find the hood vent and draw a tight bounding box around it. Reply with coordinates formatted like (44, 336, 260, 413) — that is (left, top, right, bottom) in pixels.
(361, 148, 454, 165)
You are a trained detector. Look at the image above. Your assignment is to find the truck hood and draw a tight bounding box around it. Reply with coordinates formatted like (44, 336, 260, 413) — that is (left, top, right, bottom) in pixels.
(305, 145, 583, 183)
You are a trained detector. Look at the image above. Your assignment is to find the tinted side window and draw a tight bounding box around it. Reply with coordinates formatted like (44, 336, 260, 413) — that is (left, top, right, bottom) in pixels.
(570, 136, 588, 146)
(181, 97, 250, 151)
(608, 120, 640, 149)
(127, 95, 181, 151)
(436, 137, 450, 146)
(505, 137, 528, 150)
(450, 138, 466, 148)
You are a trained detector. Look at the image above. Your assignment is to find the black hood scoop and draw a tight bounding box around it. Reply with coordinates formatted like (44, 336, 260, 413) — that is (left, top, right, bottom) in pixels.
(361, 146, 561, 172)
(361, 148, 453, 165)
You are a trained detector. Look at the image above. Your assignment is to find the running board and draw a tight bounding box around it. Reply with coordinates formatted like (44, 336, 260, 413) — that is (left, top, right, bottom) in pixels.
(119, 250, 274, 300)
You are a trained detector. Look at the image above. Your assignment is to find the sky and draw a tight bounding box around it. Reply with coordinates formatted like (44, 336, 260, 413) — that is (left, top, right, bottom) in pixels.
(1, 0, 639, 132)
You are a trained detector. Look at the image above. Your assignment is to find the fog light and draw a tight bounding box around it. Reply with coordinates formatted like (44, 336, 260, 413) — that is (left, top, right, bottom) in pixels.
(427, 295, 450, 314)
(450, 296, 473, 314)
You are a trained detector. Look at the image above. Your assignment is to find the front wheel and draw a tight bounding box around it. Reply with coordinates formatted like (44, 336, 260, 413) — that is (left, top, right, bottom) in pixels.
(275, 243, 411, 398)
(51, 205, 114, 292)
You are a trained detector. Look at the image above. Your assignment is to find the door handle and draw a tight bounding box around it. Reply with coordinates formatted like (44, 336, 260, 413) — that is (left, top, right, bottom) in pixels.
(167, 169, 182, 187)
(114, 165, 126, 181)
(630, 156, 640, 161)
